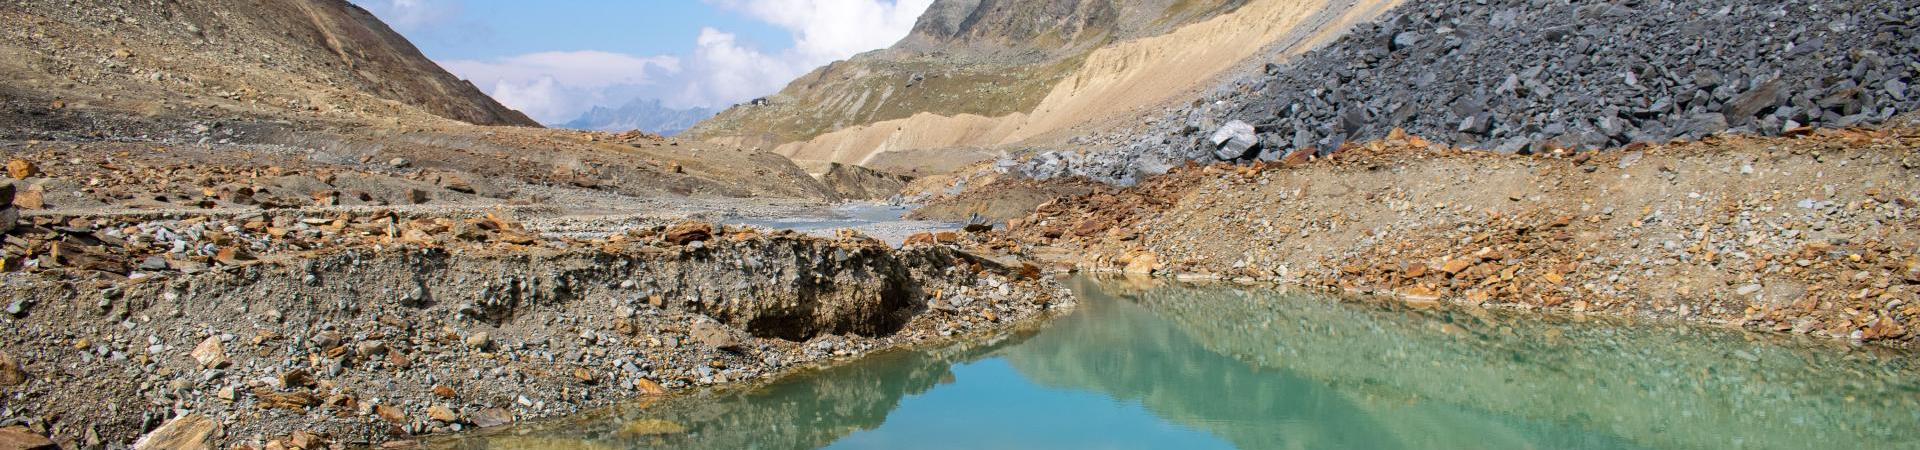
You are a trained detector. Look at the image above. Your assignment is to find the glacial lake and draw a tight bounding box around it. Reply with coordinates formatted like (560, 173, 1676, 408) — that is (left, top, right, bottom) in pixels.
(432, 276, 1920, 449)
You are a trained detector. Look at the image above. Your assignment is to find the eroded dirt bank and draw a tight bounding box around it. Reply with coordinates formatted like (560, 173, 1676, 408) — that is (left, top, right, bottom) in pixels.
(0, 222, 1070, 449)
(966, 126, 1918, 345)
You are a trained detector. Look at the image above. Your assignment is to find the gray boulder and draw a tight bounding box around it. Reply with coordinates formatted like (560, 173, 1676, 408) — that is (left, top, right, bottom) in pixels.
(1209, 120, 1258, 160)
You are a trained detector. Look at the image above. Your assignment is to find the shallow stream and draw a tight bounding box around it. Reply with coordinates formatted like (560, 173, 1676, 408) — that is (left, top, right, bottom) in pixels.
(432, 276, 1920, 449)
(723, 202, 961, 247)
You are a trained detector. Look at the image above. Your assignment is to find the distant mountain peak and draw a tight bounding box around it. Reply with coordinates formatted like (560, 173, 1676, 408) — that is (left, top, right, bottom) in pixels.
(562, 99, 717, 136)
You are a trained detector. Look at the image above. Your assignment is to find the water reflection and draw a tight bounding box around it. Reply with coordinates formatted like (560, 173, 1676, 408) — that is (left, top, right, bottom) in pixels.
(431, 276, 1920, 450)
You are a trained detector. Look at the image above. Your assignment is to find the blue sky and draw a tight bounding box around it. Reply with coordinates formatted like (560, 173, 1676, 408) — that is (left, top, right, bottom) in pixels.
(351, 0, 933, 124)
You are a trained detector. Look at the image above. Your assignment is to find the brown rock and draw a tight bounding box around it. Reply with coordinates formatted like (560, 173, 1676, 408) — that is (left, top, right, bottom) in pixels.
(665, 222, 712, 245)
(6, 160, 37, 179)
(635, 378, 667, 395)
(190, 336, 228, 368)
(1863, 317, 1907, 341)
(280, 369, 315, 389)
(254, 389, 320, 410)
(312, 190, 340, 206)
(0, 351, 26, 386)
(133, 414, 219, 450)
(0, 426, 56, 450)
(690, 321, 743, 352)
(572, 367, 595, 384)
(903, 232, 936, 246)
(431, 385, 457, 399)
(12, 185, 43, 210)
(443, 176, 476, 194)
(426, 405, 460, 423)
(1440, 258, 1474, 274)
(375, 404, 406, 425)
(287, 431, 326, 449)
(1123, 252, 1159, 275)
(470, 408, 513, 428)
(1282, 148, 1315, 166)
(213, 246, 255, 267)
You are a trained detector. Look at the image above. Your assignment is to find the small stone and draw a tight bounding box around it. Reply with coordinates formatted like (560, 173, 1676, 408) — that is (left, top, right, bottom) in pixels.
(1123, 252, 1159, 275)
(375, 405, 406, 425)
(133, 414, 219, 450)
(1735, 284, 1763, 296)
(0, 206, 14, 235)
(0, 351, 25, 386)
(6, 159, 38, 179)
(432, 385, 457, 399)
(280, 369, 315, 389)
(470, 408, 513, 428)
(355, 340, 388, 356)
(427, 405, 459, 423)
(572, 367, 595, 384)
(140, 256, 169, 271)
(690, 321, 743, 352)
(287, 431, 325, 449)
(635, 378, 667, 395)
(1440, 258, 1474, 274)
(214, 247, 254, 265)
(190, 336, 228, 368)
(1208, 120, 1258, 160)
(11, 185, 41, 209)
(463, 332, 492, 349)
(388, 158, 410, 168)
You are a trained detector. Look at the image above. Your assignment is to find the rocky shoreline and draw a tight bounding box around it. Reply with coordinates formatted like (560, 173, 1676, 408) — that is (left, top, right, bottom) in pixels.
(971, 125, 1917, 347)
(0, 219, 1072, 449)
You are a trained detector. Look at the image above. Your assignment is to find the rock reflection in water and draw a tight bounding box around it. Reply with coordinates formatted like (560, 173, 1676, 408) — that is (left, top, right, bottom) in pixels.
(431, 276, 1920, 450)
(425, 329, 1037, 450)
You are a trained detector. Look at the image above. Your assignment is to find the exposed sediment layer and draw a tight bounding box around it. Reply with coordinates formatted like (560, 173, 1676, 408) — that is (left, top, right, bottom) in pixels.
(0, 225, 1070, 448)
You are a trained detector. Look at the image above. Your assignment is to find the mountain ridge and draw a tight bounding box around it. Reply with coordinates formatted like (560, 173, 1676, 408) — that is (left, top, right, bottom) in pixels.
(684, 0, 1254, 159)
(562, 99, 717, 136)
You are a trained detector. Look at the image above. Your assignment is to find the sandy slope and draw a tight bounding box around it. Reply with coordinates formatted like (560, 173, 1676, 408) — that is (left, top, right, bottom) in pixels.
(769, 0, 1399, 172)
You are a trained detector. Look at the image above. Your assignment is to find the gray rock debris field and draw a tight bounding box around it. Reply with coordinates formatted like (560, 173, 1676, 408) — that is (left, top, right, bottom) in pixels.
(1020, 0, 1920, 185)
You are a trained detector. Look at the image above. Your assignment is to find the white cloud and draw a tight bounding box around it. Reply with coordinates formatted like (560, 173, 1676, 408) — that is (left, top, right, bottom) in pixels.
(438, 51, 682, 123)
(664, 0, 933, 109)
(707, 0, 934, 61)
(404, 1, 934, 125)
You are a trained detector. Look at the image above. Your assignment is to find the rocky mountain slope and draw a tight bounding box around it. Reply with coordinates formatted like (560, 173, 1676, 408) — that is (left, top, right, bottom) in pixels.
(562, 99, 717, 136)
(0, 0, 877, 205)
(684, 0, 1316, 172)
(1015, 0, 1920, 185)
(1, 0, 535, 128)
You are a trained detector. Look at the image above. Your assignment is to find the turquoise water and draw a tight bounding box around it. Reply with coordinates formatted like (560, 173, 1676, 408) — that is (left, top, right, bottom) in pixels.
(434, 276, 1920, 450)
